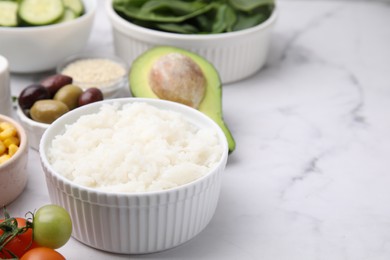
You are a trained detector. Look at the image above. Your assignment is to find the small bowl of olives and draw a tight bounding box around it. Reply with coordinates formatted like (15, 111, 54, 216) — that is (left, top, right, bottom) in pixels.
(16, 106, 48, 151)
(16, 73, 104, 150)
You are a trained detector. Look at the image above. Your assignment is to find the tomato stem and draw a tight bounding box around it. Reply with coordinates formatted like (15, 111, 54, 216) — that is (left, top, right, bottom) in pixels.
(0, 208, 34, 258)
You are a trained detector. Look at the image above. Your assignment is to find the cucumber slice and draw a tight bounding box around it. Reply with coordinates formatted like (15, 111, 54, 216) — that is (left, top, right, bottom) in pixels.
(57, 8, 77, 23)
(0, 1, 18, 27)
(18, 0, 64, 26)
(62, 0, 84, 17)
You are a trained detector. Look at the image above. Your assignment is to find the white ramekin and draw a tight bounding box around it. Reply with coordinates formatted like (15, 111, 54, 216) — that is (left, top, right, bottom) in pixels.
(105, 0, 277, 84)
(0, 114, 29, 206)
(0, 0, 97, 73)
(16, 105, 48, 151)
(39, 98, 229, 254)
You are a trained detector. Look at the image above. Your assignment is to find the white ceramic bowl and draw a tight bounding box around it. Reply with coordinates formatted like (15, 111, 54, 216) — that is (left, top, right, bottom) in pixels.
(16, 105, 48, 151)
(39, 98, 229, 254)
(0, 0, 97, 73)
(56, 52, 129, 98)
(0, 114, 28, 206)
(105, 0, 277, 84)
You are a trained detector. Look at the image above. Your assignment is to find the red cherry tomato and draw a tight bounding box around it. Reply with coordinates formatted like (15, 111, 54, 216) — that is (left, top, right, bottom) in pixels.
(0, 217, 38, 258)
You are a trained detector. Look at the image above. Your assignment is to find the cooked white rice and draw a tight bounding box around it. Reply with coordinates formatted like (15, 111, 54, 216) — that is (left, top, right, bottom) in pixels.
(48, 102, 223, 193)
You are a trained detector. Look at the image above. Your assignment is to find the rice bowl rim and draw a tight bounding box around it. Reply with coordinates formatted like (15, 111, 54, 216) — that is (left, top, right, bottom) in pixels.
(39, 97, 229, 198)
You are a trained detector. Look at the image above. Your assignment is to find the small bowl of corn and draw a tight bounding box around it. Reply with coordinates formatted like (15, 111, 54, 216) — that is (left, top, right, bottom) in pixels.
(0, 114, 29, 206)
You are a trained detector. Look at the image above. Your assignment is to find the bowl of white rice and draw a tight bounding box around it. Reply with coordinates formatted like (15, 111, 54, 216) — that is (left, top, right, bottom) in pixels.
(39, 97, 228, 254)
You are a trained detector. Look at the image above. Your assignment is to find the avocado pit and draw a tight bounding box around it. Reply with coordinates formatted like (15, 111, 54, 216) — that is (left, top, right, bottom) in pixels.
(149, 53, 206, 108)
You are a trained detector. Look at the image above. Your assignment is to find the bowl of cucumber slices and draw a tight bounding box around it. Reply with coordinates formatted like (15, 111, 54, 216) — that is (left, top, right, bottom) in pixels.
(0, 0, 97, 73)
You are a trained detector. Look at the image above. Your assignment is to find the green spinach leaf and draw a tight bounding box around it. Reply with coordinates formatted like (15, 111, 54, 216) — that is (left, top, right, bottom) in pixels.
(114, 0, 215, 23)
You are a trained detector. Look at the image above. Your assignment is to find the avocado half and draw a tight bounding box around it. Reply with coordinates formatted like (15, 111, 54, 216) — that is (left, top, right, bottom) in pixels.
(129, 46, 236, 153)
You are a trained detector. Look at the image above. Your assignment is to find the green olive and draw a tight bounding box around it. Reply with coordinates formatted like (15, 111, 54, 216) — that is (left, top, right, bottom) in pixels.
(30, 100, 69, 124)
(53, 84, 83, 110)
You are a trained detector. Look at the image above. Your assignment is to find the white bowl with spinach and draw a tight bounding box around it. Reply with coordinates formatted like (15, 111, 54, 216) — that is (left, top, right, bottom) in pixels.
(106, 0, 277, 84)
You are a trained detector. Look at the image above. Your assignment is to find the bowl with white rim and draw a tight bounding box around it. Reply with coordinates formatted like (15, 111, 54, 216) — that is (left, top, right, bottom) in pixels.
(16, 105, 48, 151)
(0, 0, 97, 73)
(105, 0, 277, 84)
(0, 114, 29, 206)
(39, 97, 229, 254)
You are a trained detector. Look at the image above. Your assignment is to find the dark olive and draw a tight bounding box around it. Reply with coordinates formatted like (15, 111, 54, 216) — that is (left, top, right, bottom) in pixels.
(40, 74, 73, 97)
(53, 84, 83, 110)
(78, 88, 104, 107)
(18, 84, 50, 110)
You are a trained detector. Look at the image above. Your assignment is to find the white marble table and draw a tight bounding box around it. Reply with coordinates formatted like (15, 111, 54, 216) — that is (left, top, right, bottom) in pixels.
(7, 0, 390, 259)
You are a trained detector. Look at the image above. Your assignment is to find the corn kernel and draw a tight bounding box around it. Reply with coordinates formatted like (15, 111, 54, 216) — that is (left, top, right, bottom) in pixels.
(0, 154, 11, 164)
(0, 122, 14, 131)
(8, 144, 18, 156)
(0, 140, 5, 155)
(3, 136, 20, 147)
(0, 121, 21, 163)
(0, 127, 17, 141)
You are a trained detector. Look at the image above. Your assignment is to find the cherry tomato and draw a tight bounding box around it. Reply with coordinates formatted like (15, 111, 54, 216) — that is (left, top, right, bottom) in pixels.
(33, 205, 72, 249)
(21, 247, 65, 260)
(0, 217, 37, 258)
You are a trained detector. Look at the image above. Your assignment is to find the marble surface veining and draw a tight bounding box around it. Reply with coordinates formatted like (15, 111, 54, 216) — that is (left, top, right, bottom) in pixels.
(6, 1, 390, 259)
